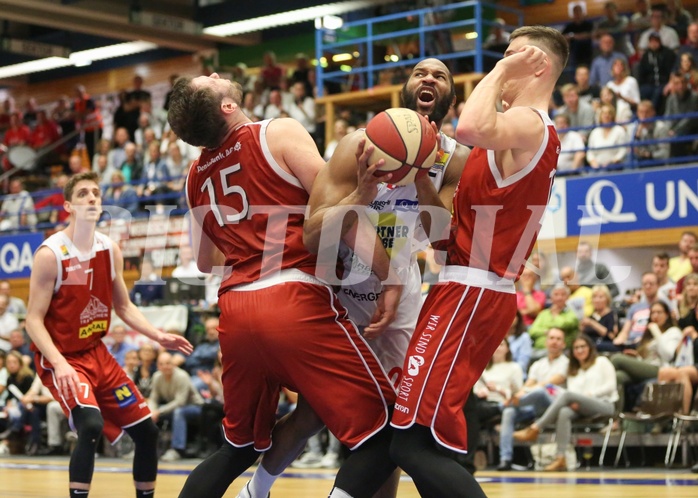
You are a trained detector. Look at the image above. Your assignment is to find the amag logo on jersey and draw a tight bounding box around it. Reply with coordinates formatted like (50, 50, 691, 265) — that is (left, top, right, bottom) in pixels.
(0, 233, 44, 279)
(566, 165, 698, 236)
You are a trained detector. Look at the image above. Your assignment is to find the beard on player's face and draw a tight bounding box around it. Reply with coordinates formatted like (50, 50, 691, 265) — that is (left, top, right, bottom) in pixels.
(402, 87, 452, 127)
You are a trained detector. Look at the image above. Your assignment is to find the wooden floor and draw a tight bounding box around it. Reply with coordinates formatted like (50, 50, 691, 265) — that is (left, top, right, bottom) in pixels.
(2, 457, 698, 497)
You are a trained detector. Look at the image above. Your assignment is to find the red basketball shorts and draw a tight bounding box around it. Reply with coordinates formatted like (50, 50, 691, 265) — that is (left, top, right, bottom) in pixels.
(217, 280, 396, 451)
(391, 281, 516, 452)
(36, 342, 150, 443)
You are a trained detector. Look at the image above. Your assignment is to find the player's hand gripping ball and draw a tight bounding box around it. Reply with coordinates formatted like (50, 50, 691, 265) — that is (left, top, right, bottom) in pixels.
(364, 108, 439, 186)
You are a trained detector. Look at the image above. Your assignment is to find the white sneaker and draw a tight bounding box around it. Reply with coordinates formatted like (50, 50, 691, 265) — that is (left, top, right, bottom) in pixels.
(291, 452, 323, 468)
(321, 451, 340, 469)
(160, 448, 182, 462)
(236, 481, 270, 498)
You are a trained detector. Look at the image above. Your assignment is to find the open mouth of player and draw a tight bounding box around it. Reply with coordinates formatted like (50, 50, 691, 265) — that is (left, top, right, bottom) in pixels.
(418, 88, 436, 106)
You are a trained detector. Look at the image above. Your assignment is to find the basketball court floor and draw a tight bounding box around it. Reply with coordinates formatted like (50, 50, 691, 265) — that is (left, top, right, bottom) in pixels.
(2, 456, 697, 497)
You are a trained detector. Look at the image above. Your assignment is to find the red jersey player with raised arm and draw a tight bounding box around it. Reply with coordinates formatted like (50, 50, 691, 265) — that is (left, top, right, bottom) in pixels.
(25, 171, 192, 498)
(389, 26, 570, 498)
(168, 74, 398, 498)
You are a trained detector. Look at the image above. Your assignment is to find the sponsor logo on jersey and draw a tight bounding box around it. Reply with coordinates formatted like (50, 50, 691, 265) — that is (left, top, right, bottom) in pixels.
(394, 403, 410, 414)
(368, 200, 391, 211)
(394, 199, 419, 211)
(407, 355, 425, 376)
(342, 288, 381, 302)
(113, 384, 137, 408)
(80, 296, 109, 324)
(79, 320, 108, 339)
(65, 263, 82, 273)
(60, 245, 70, 257)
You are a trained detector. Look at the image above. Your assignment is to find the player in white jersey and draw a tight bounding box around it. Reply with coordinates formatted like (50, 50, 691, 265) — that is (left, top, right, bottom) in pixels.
(238, 58, 470, 498)
(339, 132, 459, 387)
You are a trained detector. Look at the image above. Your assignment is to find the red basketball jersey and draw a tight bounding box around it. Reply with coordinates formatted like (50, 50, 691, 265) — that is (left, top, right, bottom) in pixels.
(447, 109, 559, 280)
(186, 119, 317, 292)
(33, 231, 115, 355)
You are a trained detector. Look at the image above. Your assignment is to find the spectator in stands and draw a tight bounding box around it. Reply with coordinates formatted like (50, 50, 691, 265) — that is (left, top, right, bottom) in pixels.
(665, 0, 693, 40)
(112, 90, 140, 141)
(139, 141, 171, 203)
(664, 71, 698, 157)
(638, 4, 680, 53)
(33, 174, 69, 225)
(165, 141, 188, 181)
(483, 18, 511, 49)
(615, 271, 666, 349)
(290, 53, 315, 98)
(560, 266, 593, 319)
(0, 351, 41, 454)
(72, 84, 102, 160)
(108, 127, 131, 172)
(120, 142, 141, 183)
(507, 311, 532, 378)
(514, 334, 617, 472)
(91, 138, 111, 172)
(563, 4, 595, 67)
(637, 33, 676, 113)
(629, 0, 652, 33)
(323, 118, 350, 161)
(288, 81, 316, 136)
(574, 65, 600, 105)
(51, 95, 76, 154)
(529, 284, 579, 352)
(130, 258, 164, 306)
(676, 244, 698, 296)
(133, 343, 158, 399)
(163, 74, 179, 112)
(0, 280, 26, 317)
(579, 284, 618, 351)
(653, 252, 678, 307)
(129, 75, 151, 107)
(629, 100, 670, 162)
(596, 85, 633, 125)
(102, 171, 139, 221)
(172, 245, 206, 281)
(22, 98, 39, 129)
(678, 273, 698, 319)
(148, 351, 204, 462)
(8, 329, 31, 367)
(197, 351, 224, 457)
(612, 301, 682, 410)
(677, 22, 698, 69)
(240, 92, 261, 121)
(185, 317, 220, 393)
(107, 325, 138, 368)
(68, 154, 89, 175)
(590, 34, 627, 89)
(607, 57, 640, 111)
(0, 178, 37, 231)
(94, 155, 116, 188)
(2, 113, 32, 167)
(556, 84, 596, 140)
(575, 241, 620, 297)
(586, 104, 628, 168)
(676, 53, 698, 91)
(29, 110, 61, 170)
(134, 113, 156, 151)
(595, 2, 634, 57)
(496, 328, 569, 471)
(0, 96, 16, 133)
(517, 267, 546, 327)
(260, 51, 284, 90)
(41, 398, 70, 456)
(554, 113, 586, 173)
(669, 232, 697, 283)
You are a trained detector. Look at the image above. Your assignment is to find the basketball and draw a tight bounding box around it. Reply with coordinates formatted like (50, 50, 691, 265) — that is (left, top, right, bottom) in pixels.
(364, 108, 439, 186)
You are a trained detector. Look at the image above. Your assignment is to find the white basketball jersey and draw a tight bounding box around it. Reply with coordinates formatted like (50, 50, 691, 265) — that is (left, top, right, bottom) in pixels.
(339, 133, 458, 328)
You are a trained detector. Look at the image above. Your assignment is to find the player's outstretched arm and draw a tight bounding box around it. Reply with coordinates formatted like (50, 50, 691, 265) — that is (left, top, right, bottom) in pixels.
(25, 247, 81, 399)
(111, 242, 193, 355)
(456, 45, 548, 154)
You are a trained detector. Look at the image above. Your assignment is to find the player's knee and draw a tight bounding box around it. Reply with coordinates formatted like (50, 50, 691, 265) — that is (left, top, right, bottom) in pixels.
(73, 407, 104, 442)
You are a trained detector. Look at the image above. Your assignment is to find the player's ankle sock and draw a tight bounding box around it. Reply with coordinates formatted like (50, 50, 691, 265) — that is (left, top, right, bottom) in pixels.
(328, 488, 353, 498)
(136, 489, 155, 497)
(248, 463, 277, 497)
(70, 488, 90, 497)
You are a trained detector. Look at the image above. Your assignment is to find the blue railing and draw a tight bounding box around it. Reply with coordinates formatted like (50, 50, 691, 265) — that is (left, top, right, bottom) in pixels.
(315, 0, 524, 96)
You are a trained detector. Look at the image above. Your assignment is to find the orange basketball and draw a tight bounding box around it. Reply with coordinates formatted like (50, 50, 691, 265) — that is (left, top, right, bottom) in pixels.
(364, 108, 439, 186)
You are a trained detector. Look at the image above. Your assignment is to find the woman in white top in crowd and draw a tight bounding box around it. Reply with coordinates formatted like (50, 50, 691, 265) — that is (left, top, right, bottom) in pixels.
(596, 86, 633, 125)
(606, 57, 640, 112)
(586, 104, 628, 168)
(474, 339, 524, 412)
(513, 334, 618, 471)
(554, 113, 586, 173)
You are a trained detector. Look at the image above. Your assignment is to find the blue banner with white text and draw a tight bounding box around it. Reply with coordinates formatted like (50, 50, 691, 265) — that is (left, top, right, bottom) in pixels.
(0, 232, 44, 279)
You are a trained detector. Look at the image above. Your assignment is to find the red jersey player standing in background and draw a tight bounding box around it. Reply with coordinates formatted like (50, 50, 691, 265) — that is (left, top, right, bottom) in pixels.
(25, 171, 193, 498)
(389, 26, 569, 497)
(167, 74, 398, 498)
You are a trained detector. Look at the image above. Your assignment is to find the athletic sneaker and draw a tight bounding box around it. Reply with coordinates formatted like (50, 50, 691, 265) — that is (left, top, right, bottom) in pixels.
(291, 452, 323, 468)
(160, 448, 182, 462)
(320, 451, 341, 469)
(236, 481, 270, 498)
